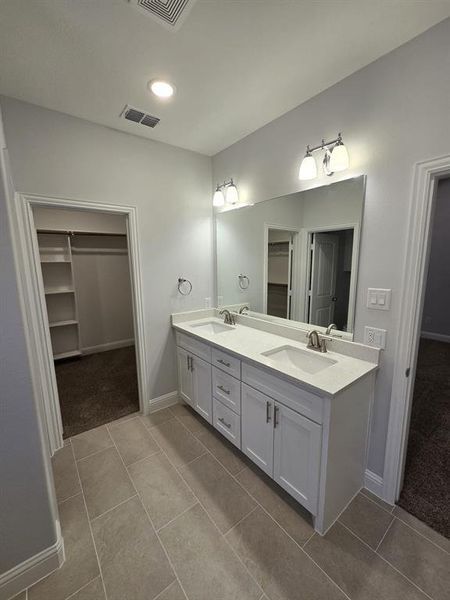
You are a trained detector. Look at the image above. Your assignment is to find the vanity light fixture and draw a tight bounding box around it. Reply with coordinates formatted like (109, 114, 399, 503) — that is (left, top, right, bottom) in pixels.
(213, 178, 239, 206)
(299, 133, 349, 180)
(148, 79, 175, 99)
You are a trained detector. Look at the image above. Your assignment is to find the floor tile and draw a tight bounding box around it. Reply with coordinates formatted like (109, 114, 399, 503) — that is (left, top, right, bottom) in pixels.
(378, 518, 450, 600)
(170, 403, 207, 435)
(226, 506, 345, 600)
(128, 452, 196, 529)
(393, 505, 450, 553)
(196, 424, 250, 475)
(70, 577, 105, 599)
(236, 465, 314, 546)
(77, 447, 135, 519)
(28, 495, 99, 600)
(304, 521, 428, 600)
(360, 488, 394, 512)
(159, 504, 261, 600)
(52, 444, 81, 503)
(140, 408, 175, 429)
(150, 419, 205, 467)
(108, 417, 159, 465)
(339, 492, 393, 549)
(72, 426, 113, 460)
(180, 453, 256, 533)
(92, 496, 175, 600)
(156, 581, 186, 600)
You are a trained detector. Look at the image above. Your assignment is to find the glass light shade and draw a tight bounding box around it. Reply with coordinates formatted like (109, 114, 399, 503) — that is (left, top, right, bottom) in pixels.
(226, 183, 239, 205)
(330, 143, 349, 172)
(149, 80, 175, 98)
(213, 188, 225, 207)
(299, 155, 317, 180)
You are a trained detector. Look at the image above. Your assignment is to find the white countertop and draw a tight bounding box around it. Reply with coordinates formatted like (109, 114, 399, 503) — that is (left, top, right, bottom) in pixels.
(172, 315, 378, 397)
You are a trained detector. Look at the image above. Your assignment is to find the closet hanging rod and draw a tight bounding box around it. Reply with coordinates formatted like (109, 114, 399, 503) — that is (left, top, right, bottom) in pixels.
(37, 229, 126, 237)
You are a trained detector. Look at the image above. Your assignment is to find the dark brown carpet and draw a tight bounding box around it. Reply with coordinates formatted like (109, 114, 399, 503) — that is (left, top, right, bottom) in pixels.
(398, 338, 450, 538)
(55, 345, 139, 438)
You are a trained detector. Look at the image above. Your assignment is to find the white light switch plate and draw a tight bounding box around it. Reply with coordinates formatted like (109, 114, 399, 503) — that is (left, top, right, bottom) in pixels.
(364, 326, 387, 349)
(367, 288, 391, 310)
(204, 297, 211, 308)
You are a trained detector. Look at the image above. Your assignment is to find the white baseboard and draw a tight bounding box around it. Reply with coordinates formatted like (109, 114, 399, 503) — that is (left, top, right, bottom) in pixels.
(0, 522, 64, 600)
(148, 390, 179, 413)
(421, 330, 450, 343)
(364, 468, 385, 499)
(81, 338, 134, 355)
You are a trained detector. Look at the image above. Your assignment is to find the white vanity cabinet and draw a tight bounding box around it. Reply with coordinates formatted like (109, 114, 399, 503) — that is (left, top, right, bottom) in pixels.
(175, 329, 375, 535)
(176, 337, 212, 424)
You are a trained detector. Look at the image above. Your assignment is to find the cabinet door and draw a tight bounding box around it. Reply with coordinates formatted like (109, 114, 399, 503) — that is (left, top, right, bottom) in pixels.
(273, 402, 322, 514)
(241, 384, 274, 476)
(191, 354, 212, 424)
(177, 346, 194, 407)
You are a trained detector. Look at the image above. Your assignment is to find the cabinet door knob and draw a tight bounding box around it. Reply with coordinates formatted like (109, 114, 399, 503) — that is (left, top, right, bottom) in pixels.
(274, 405, 279, 428)
(218, 417, 231, 429)
(266, 400, 272, 423)
(217, 358, 231, 368)
(217, 385, 230, 395)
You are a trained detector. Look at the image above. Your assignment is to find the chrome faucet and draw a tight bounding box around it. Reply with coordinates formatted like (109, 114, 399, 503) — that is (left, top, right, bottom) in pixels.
(307, 329, 327, 353)
(239, 305, 249, 315)
(326, 323, 337, 335)
(219, 309, 235, 325)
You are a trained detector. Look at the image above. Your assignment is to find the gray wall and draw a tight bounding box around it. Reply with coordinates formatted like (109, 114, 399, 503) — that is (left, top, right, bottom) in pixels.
(0, 96, 214, 401)
(212, 18, 450, 477)
(422, 177, 450, 337)
(0, 124, 58, 573)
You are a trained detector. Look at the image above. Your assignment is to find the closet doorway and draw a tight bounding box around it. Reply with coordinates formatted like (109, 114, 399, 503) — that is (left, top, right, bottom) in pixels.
(397, 176, 450, 537)
(34, 206, 140, 438)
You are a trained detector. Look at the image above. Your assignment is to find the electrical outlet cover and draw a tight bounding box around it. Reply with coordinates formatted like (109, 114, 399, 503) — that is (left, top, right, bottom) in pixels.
(364, 326, 387, 349)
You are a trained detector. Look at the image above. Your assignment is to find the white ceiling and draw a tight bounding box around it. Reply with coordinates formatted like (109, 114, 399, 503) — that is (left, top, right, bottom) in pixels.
(0, 1, 449, 156)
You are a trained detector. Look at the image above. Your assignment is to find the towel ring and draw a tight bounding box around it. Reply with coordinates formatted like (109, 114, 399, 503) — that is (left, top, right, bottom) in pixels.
(178, 277, 193, 296)
(238, 274, 250, 290)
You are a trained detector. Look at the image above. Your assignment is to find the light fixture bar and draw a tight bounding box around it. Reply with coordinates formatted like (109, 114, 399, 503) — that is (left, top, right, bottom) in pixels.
(299, 132, 349, 180)
(308, 133, 343, 153)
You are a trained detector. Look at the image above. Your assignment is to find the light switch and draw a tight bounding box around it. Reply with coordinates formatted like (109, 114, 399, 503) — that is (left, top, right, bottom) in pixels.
(204, 297, 211, 308)
(364, 326, 387, 349)
(367, 288, 391, 311)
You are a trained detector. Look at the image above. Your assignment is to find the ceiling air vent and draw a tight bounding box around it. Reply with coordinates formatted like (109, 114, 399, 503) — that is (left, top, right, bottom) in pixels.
(127, 0, 198, 31)
(121, 105, 160, 128)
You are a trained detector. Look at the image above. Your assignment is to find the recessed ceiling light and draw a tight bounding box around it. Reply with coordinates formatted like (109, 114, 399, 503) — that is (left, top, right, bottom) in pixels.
(148, 79, 175, 99)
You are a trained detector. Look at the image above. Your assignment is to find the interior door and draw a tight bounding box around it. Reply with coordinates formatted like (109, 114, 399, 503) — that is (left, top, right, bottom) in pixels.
(273, 402, 322, 514)
(191, 354, 212, 424)
(177, 347, 194, 407)
(309, 233, 339, 327)
(241, 384, 274, 475)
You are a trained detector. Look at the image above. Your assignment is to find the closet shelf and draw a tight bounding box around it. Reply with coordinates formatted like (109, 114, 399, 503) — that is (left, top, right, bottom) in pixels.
(54, 350, 81, 361)
(40, 257, 71, 263)
(49, 319, 78, 328)
(44, 286, 74, 295)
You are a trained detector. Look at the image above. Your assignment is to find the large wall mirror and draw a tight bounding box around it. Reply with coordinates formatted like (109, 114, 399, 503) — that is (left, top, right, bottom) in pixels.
(215, 176, 365, 338)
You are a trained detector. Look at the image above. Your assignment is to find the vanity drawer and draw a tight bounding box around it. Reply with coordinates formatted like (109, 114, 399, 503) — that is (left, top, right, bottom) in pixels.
(176, 331, 211, 363)
(211, 348, 241, 379)
(213, 397, 241, 448)
(212, 367, 241, 414)
(242, 362, 323, 424)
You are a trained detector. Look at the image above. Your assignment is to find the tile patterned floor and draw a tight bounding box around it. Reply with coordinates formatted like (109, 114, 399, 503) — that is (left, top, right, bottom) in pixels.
(15, 404, 450, 600)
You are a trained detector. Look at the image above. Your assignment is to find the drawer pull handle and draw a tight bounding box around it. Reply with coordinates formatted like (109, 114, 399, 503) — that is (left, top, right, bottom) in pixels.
(217, 385, 230, 395)
(217, 359, 231, 368)
(266, 400, 271, 423)
(218, 417, 232, 429)
(274, 405, 279, 428)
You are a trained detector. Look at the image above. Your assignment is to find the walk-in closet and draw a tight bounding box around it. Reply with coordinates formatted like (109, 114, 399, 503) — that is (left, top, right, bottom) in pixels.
(34, 207, 139, 437)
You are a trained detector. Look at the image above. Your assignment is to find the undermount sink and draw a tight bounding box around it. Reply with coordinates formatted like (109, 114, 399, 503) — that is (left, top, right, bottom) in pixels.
(190, 320, 235, 335)
(261, 345, 337, 375)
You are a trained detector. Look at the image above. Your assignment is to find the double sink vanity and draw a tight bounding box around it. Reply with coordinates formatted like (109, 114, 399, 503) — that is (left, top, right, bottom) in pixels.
(172, 309, 379, 535)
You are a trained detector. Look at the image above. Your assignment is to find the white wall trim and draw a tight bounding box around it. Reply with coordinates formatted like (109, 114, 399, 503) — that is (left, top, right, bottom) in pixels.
(383, 154, 450, 505)
(148, 390, 179, 412)
(0, 525, 64, 600)
(81, 338, 135, 355)
(420, 330, 450, 343)
(364, 469, 384, 499)
(8, 193, 149, 455)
